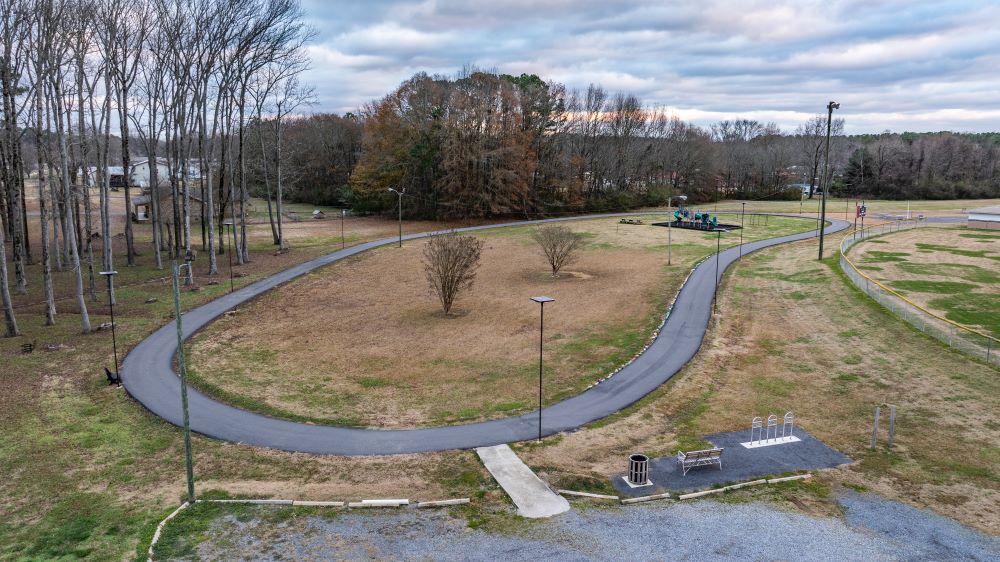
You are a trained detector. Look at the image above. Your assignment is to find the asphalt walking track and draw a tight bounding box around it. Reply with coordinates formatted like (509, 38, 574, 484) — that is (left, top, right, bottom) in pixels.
(122, 213, 850, 455)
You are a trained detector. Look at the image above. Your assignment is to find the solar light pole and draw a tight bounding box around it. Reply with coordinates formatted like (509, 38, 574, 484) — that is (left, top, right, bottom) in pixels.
(172, 260, 196, 503)
(713, 231, 722, 315)
(739, 202, 746, 258)
(222, 220, 234, 293)
(388, 187, 405, 248)
(530, 296, 554, 442)
(99, 270, 120, 381)
(818, 100, 840, 260)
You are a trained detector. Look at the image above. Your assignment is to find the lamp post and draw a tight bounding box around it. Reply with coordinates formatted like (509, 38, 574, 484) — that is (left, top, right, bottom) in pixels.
(99, 270, 120, 382)
(713, 231, 721, 314)
(818, 100, 840, 260)
(739, 202, 746, 258)
(341, 209, 346, 249)
(530, 296, 554, 442)
(388, 187, 405, 248)
(668, 195, 685, 266)
(222, 220, 234, 293)
(172, 260, 196, 503)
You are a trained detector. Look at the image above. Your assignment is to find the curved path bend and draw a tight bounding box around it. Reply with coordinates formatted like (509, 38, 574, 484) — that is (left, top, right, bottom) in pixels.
(123, 213, 849, 455)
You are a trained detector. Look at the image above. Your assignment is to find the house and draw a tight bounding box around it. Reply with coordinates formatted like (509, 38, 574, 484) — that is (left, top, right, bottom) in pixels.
(968, 205, 1000, 230)
(130, 158, 172, 189)
(81, 166, 128, 190)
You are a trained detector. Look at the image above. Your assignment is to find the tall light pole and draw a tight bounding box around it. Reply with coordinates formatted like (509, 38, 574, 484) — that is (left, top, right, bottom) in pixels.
(668, 195, 685, 266)
(739, 202, 746, 258)
(530, 296, 554, 442)
(172, 260, 196, 503)
(818, 101, 840, 260)
(341, 208, 346, 249)
(222, 220, 234, 293)
(99, 270, 120, 382)
(713, 231, 722, 314)
(388, 187, 405, 248)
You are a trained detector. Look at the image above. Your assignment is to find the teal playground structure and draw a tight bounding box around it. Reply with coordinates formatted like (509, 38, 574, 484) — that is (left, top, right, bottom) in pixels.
(659, 205, 741, 232)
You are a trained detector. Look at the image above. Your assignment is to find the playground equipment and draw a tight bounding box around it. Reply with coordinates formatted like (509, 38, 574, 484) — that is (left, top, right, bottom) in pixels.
(663, 205, 736, 232)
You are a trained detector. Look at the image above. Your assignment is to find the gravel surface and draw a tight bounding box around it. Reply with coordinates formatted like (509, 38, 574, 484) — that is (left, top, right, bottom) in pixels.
(192, 494, 1000, 561)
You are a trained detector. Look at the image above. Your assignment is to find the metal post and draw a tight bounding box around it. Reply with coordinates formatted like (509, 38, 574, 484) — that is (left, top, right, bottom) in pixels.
(667, 219, 672, 266)
(871, 405, 880, 449)
(538, 301, 544, 442)
(818, 101, 839, 259)
(341, 209, 346, 249)
(887, 404, 896, 448)
(223, 222, 234, 293)
(739, 202, 745, 258)
(100, 271, 120, 379)
(172, 261, 196, 503)
(714, 230, 721, 314)
(397, 192, 403, 248)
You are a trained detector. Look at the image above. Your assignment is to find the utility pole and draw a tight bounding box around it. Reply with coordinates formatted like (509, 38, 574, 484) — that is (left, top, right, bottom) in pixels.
(172, 261, 196, 503)
(388, 188, 405, 248)
(818, 101, 840, 260)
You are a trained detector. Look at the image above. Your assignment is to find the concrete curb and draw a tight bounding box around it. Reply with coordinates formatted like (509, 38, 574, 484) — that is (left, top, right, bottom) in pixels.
(767, 474, 812, 484)
(557, 490, 620, 501)
(348, 499, 409, 507)
(620, 492, 672, 504)
(676, 473, 812, 500)
(147, 501, 191, 562)
(291, 500, 346, 507)
(199, 499, 294, 505)
(416, 498, 471, 508)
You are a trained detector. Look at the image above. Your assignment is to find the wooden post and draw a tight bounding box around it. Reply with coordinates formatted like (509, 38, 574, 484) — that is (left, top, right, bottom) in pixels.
(870, 406, 880, 449)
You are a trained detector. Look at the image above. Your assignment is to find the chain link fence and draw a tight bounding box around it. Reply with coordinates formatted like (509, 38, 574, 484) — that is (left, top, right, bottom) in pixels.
(840, 220, 998, 367)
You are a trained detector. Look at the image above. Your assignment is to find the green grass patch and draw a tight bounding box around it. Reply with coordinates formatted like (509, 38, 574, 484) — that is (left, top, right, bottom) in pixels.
(896, 262, 1000, 284)
(915, 242, 997, 259)
(861, 250, 910, 263)
(889, 280, 979, 294)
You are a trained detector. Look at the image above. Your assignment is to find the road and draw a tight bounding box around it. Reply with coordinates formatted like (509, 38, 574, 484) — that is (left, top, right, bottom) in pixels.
(122, 213, 850, 455)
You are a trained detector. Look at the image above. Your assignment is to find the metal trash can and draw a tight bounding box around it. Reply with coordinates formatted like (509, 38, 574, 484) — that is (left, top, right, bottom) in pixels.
(628, 453, 649, 486)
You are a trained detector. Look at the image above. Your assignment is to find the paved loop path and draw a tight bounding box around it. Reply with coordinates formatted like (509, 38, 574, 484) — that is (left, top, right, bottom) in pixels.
(122, 213, 850, 455)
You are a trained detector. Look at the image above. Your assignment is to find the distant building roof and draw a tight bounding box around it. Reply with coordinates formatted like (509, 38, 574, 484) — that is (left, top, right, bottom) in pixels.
(969, 205, 1000, 215)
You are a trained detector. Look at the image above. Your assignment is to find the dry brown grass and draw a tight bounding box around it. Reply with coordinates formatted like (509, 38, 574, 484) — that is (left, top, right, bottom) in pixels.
(188, 217, 730, 427)
(517, 235, 1000, 535)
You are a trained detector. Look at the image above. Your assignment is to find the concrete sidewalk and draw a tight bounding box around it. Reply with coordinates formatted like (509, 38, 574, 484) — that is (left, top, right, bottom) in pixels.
(477, 445, 570, 518)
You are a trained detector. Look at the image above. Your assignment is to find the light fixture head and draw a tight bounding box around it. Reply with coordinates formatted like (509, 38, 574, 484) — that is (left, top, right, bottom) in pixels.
(99, 270, 119, 276)
(530, 296, 555, 304)
(829, 101, 840, 110)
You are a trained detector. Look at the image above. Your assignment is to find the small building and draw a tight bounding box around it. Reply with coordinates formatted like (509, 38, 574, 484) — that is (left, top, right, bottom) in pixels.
(968, 205, 1000, 230)
(130, 158, 172, 189)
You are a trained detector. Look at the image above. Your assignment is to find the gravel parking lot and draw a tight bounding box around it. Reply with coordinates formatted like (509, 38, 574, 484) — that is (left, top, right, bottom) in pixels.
(191, 493, 1000, 561)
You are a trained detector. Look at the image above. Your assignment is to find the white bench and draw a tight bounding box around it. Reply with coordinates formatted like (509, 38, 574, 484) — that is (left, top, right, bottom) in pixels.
(676, 448, 724, 475)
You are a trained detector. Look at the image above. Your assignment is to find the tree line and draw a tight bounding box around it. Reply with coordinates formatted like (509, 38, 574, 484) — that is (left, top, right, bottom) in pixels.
(0, 0, 311, 337)
(265, 70, 998, 219)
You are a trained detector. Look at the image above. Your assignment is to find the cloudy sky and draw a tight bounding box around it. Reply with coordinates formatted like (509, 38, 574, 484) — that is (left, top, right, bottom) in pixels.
(300, 0, 1000, 133)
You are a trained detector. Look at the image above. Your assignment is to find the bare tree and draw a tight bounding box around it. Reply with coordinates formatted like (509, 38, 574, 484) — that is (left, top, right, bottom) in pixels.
(533, 225, 583, 277)
(423, 232, 483, 315)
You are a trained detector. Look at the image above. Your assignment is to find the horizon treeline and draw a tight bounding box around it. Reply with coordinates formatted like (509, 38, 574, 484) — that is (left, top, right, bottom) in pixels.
(260, 70, 999, 218)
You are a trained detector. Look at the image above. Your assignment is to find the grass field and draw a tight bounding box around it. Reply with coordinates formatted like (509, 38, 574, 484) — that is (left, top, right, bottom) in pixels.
(850, 226, 1000, 339)
(1, 197, 998, 559)
(186, 215, 818, 427)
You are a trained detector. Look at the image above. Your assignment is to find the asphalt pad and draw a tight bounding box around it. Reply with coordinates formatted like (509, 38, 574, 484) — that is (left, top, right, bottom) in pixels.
(612, 429, 852, 497)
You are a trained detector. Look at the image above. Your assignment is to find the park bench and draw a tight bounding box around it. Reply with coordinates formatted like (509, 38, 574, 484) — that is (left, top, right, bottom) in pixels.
(676, 447, 724, 475)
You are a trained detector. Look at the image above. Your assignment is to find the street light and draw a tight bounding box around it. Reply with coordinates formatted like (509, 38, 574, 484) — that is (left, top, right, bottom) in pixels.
(222, 220, 234, 293)
(530, 296, 554, 442)
(713, 231, 722, 314)
(739, 202, 746, 258)
(818, 101, 840, 260)
(171, 260, 196, 503)
(388, 187, 405, 248)
(99, 270, 120, 383)
(667, 195, 686, 266)
(341, 208, 346, 249)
